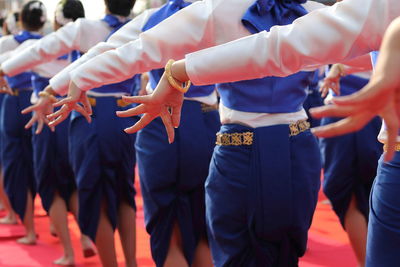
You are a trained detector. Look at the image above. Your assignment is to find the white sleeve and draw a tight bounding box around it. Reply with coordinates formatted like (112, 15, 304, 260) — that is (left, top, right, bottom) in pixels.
(2, 19, 110, 77)
(69, 0, 217, 92)
(185, 0, 394, 85)
(0, 35, 19, 55)
(50, 9, 157, 95)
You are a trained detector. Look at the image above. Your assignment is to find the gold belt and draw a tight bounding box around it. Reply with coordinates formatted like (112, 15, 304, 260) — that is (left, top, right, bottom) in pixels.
(383, 143, 400, 152)
(87, 97, 131, 108)
(201, 103, 218, 113)
(216, 120, 310, 146)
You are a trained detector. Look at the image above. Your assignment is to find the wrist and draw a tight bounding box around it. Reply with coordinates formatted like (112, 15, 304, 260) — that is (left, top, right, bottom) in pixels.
(165, 59, 191, 93)
(38, 90, 57, 103)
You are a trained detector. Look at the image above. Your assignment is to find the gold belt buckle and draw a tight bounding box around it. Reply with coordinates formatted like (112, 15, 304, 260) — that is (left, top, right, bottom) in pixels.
(216, 132, 254, 146)
(289, 120, 310, 136)
(201, 103, 218, 113)
(383, 143, 400, 152)
(88, 97, 96, 107)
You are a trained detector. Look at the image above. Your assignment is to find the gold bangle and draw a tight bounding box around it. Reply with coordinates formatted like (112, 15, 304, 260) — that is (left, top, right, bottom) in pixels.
(165, 59, 191, 93)
(38, 91, 57, 103)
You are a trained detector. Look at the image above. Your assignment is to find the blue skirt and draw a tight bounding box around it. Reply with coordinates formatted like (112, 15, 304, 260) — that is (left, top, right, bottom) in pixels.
(320, 116, 382, 227)
(366, 153, 400, 267)
(303, 89, 324, 128)
(0, 94, 5, 165)
(32, 115, 75, 213)
(206, 124, 321, 267)
(68, 97, 137, 241)
(135, 100, 220, 266)
(0, 91, 35, 220)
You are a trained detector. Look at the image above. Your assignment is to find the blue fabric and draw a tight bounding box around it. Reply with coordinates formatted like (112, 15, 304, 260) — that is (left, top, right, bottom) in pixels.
(370, 51, 379, 67)
(13, 30, 42, 44)
(5, 31, 43, 90)
(31, 74, 49, 96)
(142, 0, 215, 98)
(0, 94, 5, 165)
(135, 100, 220, 266)
(5, 72, 34, 90)
(366, 153, 400, 267)
(333, 74, 368, 96)
(206, 124, 320, 266)
(321, 116, 382, 227)
(321, 74, 382, 227)
(68, 97, 137, 241)
(91, 15, 137, 95)
(303, 71, 324, 127)
(32, 113, 75, 213)
(0, 91, 35, 220)
(57, 50, 82, 62)
(242, 0, 307, 34)
(216, 0, 313, 113)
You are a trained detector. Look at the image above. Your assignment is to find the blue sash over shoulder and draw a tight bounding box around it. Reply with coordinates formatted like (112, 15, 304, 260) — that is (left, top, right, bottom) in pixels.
(5, 31, 43, 89)
(217, 0, 314, 113)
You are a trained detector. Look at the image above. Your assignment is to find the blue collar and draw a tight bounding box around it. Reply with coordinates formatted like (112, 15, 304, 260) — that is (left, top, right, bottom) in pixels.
(142, 0, 191, 31)
(14, 30, 42, 44)
(242, 0, 307, 34)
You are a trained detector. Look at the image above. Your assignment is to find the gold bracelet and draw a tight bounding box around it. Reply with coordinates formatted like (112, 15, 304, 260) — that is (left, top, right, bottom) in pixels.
(165, 59, 191, 93)
(38, 91, 57, 103)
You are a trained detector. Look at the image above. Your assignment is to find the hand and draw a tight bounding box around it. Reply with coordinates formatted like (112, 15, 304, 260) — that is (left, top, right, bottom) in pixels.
(319, 64, 344, 98)
(116, 73, 184, 143)
(47, 82, 92, 127)
(310, 77, 399, 161)
(21, 93, 55, 134)
(310, 17, 400, 162)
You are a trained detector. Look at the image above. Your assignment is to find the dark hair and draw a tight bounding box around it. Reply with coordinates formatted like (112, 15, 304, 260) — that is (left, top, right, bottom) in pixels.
(61, 0, 85, 21)
(21, 1, 46, 31)
(104, 0, 135, 17)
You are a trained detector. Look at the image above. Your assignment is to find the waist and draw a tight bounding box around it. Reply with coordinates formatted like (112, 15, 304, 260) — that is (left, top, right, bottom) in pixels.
(10, 88, 33, 96)
(220, 103, 308, 128)
(216, 120, 310, 146)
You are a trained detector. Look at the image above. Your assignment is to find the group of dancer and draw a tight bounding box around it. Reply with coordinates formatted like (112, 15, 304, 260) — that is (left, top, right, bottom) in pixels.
(0, 0, 398, 266)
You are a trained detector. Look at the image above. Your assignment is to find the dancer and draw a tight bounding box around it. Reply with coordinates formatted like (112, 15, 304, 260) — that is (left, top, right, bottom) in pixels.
(319, 66, 382, 267)
(0, 10, 20, 225)
(0, 0, 47, 245)
(48, 0, 325, 265)
(1, 1, 140, 266)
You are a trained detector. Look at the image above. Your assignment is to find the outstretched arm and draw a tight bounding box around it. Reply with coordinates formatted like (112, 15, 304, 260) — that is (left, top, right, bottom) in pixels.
(49, 9, 157, 96)
(184, 0, 394, 85)
(311, 16, 400, 161)
(2, 19, 109, 77)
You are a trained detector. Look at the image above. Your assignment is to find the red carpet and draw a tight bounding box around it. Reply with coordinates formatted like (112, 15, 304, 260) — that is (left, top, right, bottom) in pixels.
(0, 179, 357, 267)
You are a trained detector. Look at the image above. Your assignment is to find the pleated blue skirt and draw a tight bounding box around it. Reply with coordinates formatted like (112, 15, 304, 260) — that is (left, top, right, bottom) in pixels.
(0, 91, 35, 220)
(206, 123, 321, 267)
(135, 100, 220, 266)
(68, 97, 137, 241)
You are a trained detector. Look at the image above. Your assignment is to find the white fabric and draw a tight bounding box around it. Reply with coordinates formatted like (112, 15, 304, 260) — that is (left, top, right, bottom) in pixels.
(69, 0, 323, 92)
(0, 35, 19, 55)
(49, 8, 157, 95)
(185, 0, 397, 85)
(220, 104, 308, 128)
(1, 18, 112, 79)
(66, 0, 324, 126)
